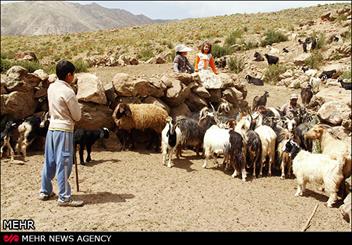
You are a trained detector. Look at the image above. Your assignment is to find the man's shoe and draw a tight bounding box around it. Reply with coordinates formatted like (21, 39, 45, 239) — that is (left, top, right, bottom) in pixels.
(39, 192, 55, 201)
(58, 198, 84, 207)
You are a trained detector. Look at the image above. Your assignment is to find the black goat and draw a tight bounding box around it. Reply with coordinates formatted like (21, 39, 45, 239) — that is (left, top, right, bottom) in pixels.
(301, 84, 314, 105)
(228, 129, 247, 181)
(245, 75, 264, 86)
(252, 91, 269, 111)
(245, 130, 262, 178)
(282, 48, 289, 53)
(74, 128, 110, 165)
(319, 70, 337, 80)
(254, 52, 264, 61)
(264, 54, 279, 65)
(338, 79, 352, 90)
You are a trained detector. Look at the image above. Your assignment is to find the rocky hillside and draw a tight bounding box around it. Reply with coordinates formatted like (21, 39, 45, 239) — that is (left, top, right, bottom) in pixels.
(0, 1, 163, 36)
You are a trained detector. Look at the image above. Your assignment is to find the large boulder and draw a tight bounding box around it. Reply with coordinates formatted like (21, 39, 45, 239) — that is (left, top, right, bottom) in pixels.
(222, 87, 243, 104)
(164, 80, 195, 107)
(15, 51, 38, 62)
(33, 69, 49, 82)
(314, 87, 351, 105)
(4, 66, 41, 92)
(293, 53, 311, 66)
(192, 86, 211, 99)
(185, 93, 208, 112)
(76, 102, 114, 130)
(112, 73, 166, 98)
(318, 101, 350, 125)
(1, 91, 37, 119)
(76, 73, 107, 105)
(340, 192, 351, 224)
(170, 103, 192, 119)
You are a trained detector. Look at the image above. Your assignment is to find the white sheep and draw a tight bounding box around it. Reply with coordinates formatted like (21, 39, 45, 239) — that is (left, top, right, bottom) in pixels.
(283, 139, 344, 207)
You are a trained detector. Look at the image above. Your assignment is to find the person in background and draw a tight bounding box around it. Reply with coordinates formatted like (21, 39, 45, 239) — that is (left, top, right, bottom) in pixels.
(173, 44, 194, 74)
(280, 93, 303, 119)
(194, 41, 218, 75)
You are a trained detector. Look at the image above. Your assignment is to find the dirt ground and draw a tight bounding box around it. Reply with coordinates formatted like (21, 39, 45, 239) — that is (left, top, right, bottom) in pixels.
(1, 64, 350, 231)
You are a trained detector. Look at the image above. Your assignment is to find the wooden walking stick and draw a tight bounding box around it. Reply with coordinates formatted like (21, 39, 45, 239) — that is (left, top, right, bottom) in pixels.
(74, 146, 79, 192)
(301, 204, 318, 232)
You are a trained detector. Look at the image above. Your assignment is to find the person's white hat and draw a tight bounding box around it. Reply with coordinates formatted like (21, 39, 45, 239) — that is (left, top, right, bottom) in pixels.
(175, 44, 192, 53)
(290, 93, 299, 99)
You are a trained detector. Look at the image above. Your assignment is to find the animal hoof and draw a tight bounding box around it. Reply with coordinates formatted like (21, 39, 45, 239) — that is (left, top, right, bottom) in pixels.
(280, 176, 285, 180)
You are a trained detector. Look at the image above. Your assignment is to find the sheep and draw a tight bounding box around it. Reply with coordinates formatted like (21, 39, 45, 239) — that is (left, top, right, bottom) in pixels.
(161, 117, 181, 168)
(283, 139, 344, 207)
(112, 103, 168, 151)
(245, 130, 262, 178)
(16, 112, 49, 161)
(254, 52, 264, 62)
(254, 125, 277, 177)
(252, 91, 269, 111)
(338, 79, 352, 90)
(264, 54, 279, 65)
(319, 70, 337, 81)
(74, 127, 110, 165)
(300, 84, 314, 106)
(304, 124, 351, 179)
(245, 75, 264, 86)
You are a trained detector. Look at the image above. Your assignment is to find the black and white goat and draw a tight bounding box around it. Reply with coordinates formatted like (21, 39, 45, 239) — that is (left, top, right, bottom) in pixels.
(245, 75, 264, 86)
(16, 112, 50, 161)
(74, 127, 110, 165)
(161, 117, 181, 168)
(254, 52, 264, 61)
(0, 120, 21, 162)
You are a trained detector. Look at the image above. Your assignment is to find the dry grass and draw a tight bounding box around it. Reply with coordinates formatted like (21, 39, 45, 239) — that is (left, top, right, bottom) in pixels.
(0, 3, 348, 72)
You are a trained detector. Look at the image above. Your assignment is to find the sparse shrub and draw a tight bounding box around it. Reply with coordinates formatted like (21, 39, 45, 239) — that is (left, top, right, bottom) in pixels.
(304, 51, 324, 69)
(261, 30, 288, 46)
(225, 29, 243, 46)
(244, 41, 258, 50)
(73, 59, 88, 73)
(264, 64, 287, 84)
(138, 49, 154, 61)
(228, 56, 245, 74)
(0, 58, 12, 73)
(212, 44, 232, 58)
(341, 70, 351, 81)
(314, 33, 326, 50)
(63, 36, 71, 42)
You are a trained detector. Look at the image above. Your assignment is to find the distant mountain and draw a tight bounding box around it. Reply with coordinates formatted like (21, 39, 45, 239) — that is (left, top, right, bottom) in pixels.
(1, 1, 168, 36)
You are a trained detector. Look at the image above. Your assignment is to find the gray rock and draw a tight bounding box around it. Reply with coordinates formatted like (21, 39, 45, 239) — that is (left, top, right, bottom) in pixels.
(76, 73, 107, 105)
(76, 102, 114, 130)
(1, 91, 37, 119)
(318, 101, 350, 125)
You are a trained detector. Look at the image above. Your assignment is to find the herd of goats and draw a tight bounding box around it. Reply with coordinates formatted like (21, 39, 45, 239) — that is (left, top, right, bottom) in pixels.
(2, 86, 350, 209)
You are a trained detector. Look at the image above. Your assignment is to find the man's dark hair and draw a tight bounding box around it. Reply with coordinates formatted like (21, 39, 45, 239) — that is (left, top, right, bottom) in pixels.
(56, 60, 76, 81)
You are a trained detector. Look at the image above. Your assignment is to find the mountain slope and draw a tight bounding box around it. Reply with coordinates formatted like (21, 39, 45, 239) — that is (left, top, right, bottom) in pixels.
(0, 1, 160, 35)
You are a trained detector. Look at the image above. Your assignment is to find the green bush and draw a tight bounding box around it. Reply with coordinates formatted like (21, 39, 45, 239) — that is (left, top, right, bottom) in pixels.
(0, 59, 42, 73)
(261, 30, 288, 46)
(304, 51, 324, 69)
(0, 58, 12, 73)
(225, 29, 243, 46)
(138, 48, 154, 61)
(341, 70, 351, 82)
(264, 64, 287, 84)
(73, 59, 88, 73)
(228, 56, 245, 74)
(212, 44, 232, 58)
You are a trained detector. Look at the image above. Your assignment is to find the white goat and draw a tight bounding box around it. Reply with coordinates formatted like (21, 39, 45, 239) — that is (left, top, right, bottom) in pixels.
(254, 125, 277, 177)
(309, 77, 321, 94)
(283, 139, 344, 208)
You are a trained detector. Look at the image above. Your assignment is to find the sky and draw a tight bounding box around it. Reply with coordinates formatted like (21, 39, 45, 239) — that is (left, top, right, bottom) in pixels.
(1, 1, 349, 20)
